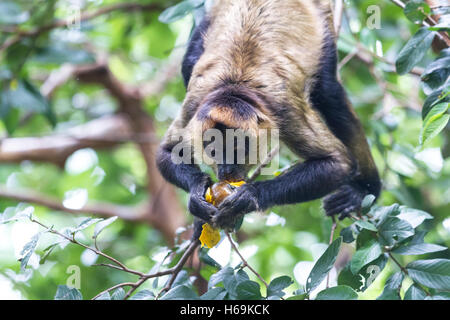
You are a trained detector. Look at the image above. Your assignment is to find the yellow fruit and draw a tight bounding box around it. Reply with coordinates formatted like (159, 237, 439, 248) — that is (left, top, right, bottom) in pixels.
(200, 180, 246, 246)
(199, 223, 221, 248)
(205, 180, 246, 207)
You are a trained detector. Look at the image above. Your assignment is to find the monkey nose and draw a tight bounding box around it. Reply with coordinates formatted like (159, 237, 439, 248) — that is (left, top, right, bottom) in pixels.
(217, 164, 246, 182)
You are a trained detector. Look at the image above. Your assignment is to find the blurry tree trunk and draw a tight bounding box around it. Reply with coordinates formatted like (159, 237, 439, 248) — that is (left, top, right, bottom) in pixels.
(73, 63, 186, 244)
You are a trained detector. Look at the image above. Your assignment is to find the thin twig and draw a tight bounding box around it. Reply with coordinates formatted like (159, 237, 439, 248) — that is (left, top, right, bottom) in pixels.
(91, 282, 136, 300)
(226, 232, 269, 289)
(389, 0, 450, 46)
(153, 240, 201, 299)
(388, 252, 409, 275)
(31, 218, 143, 276)
(248, 146, 280, 183)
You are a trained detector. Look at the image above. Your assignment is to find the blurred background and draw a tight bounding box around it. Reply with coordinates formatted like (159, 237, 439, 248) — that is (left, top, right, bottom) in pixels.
(0, 0, 449, 299)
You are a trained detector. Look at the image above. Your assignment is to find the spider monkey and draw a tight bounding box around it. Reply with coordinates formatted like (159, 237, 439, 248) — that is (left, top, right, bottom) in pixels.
(156, 0, 381, 237)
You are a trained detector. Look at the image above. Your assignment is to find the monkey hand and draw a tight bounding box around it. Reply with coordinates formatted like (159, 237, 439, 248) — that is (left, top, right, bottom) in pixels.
(212, 184, 259, 229)
(323, 184, 365, 220)
(188, 176, 218, 222)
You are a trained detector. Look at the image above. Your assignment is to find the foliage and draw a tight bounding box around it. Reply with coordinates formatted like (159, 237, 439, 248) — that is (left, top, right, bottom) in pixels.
(0, 0, 449, 300)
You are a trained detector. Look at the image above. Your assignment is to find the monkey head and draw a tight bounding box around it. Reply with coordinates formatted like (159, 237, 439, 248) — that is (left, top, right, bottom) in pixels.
(188, 85, 275, 182)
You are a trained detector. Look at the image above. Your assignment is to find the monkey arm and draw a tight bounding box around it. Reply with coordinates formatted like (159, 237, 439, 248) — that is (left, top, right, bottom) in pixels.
(254, 155, 351, 210)
(156, 116, 218, 222)
(157, 142, 219, 222)
(156, 142, 207, 193)
(213, 153, 353, 229)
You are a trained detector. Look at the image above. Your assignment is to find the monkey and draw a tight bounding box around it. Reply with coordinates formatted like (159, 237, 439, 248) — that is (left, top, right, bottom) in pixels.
(156, 0, 381, 237)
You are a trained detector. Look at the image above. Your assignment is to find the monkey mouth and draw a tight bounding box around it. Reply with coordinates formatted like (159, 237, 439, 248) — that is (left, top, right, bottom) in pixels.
(216, 163, 248, 182)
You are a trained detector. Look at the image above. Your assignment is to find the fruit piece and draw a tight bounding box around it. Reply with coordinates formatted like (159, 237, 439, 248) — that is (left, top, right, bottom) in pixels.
(205, 180, 246, 207)
(199, 223, 221, 248)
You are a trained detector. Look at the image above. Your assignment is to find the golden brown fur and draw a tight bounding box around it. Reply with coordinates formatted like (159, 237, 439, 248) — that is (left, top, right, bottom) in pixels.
(158, 0, 381, 226)
(176, 0, 352, 170)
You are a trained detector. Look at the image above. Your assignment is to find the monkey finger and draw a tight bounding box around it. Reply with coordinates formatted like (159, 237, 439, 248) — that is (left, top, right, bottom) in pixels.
(188, 196, 217, 221)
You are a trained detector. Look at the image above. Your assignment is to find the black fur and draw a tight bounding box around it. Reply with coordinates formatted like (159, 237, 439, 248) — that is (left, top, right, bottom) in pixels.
(157, 146, 217, 222)
(309, 31, 381, 216)
(213, 156, 350, 228)
(182, 19, 210, 87)
(309, 32, 359, 145)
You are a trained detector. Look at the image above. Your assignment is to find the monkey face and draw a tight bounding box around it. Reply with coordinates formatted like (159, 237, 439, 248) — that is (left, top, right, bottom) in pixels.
(188, 86, 276, 181)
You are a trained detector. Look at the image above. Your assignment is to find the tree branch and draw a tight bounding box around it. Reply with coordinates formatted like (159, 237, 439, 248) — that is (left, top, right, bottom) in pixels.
(226, 232, 269, 289)
(0, 2, 166, 52)
(70, 61, 186, 243)
(334, 0, 344, 35)
(390, 0, 450, 47)
(0, 184, 148, 222)
(0, 115, 135, 166)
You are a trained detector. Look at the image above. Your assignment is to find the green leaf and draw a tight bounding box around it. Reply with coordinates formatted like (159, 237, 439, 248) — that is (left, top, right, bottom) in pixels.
(419, 103, 449, 146)
(39, 243, 58, 264)
(338, 254, 388, 292)
(160, 285, 199, 300)
(200, 287, 227, 300)
(19, 233, 41, 272)
(0, 204, 34, 224)
(287, 294, 308, 300)
(397, 207, 433, 228)
(377, 272, 404, 300)
(361, 194, 376, 214)
(306, 237, 342, 292)
(378, 217, 414, 246)
(315, 285, 358, 300)
(395, 27, 436, 75)
(93, 216, 118, 239)
(428, 20, 450, 32)
(73, 218, 103, 234)
(392, 243, 447, 255)
(404, 284, 427, 300)
(406, 259, 450, 290)
(0, 79, 56, 131)
(159, 0, 204, 24)
(340, 224, 358, 243)
(267, 276, 293, 297)
(54, 285, 83, 300)
(235, 269, 250, 283)
(404, 0, 430, 24)
(208, 267, 234, 289)
(111, 288, 126, 300)
(198, 248, 221, 268)
(1, 80, 48, 113)
(373, 204, 401, 226)
(350, 240, 382, 275)
(422, 88, 450, 119)
(355, 220, 378, 232)
(33, 45, 96, 65)
(428, 292, 450, 300)
(172, 270, 190, 288)
(236, 280, 262, 300)
(94, 292, 111, 300)
(421, 57, 450, 94)
(130, 290, 155, 300)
